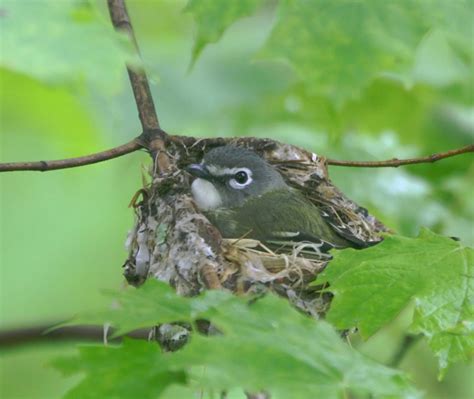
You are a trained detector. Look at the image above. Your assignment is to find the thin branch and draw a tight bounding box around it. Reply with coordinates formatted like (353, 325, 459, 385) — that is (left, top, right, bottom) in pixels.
(1, 141, 472, 173)
(0, 139, 142, 172)
(327, 144, 474, 167)
(0, 324, 149, 347)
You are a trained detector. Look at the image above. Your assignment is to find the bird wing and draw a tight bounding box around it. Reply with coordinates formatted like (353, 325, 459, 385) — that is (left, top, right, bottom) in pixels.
(207, 190, 352, 252)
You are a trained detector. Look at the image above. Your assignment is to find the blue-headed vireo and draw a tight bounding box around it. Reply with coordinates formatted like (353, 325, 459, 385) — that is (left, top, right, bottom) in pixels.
(186, 145, 354, 251)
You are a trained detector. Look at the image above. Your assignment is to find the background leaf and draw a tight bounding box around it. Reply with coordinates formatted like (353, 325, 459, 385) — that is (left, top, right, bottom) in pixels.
(264, 0, 473, 105)
(185, 0, 265, 63)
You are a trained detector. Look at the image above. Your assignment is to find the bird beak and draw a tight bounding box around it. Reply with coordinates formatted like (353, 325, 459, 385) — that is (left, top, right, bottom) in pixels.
(186, 164, 211, 179)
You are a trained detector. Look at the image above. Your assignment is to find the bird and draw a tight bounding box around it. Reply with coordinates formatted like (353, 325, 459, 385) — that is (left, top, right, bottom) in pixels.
(186, 145, 356, 253)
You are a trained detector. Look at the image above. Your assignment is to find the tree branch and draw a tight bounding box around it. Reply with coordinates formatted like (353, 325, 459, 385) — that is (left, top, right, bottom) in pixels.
(0, 324, 149, 346)
(1, 142, 472, 173)
(326, 144, 474, 167)
(0, 139, 142, 172)
(107, 0, 159, 132)
(107, 0, 170, 172)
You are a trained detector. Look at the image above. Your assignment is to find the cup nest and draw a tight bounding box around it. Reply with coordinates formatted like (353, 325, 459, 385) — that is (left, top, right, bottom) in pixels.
(124, 136, 387, 318)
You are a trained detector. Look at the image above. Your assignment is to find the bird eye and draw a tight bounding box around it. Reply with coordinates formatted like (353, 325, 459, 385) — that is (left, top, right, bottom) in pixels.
(234, 171, 248, 184)
(229, 168, 252, 190)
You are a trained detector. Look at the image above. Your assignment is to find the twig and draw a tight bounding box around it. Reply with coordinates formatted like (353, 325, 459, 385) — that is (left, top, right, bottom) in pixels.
(200, 263, 223, 290)
(0, 324, 149, 347)
(389, 334, 422, 367)
(327, 144, 474, 167)
(0, 139, 142, 172)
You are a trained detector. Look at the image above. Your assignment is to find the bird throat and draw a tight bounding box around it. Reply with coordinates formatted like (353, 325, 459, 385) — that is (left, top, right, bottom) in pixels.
(191, 178, 223, 210)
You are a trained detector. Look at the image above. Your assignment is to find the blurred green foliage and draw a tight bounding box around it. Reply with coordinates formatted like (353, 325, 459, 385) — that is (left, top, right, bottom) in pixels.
(1, 0, 473, 398)
(1, 1, 136, 93)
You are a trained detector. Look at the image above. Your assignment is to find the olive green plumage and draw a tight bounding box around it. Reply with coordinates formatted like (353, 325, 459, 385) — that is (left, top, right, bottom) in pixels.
(205, 189, 350, 249)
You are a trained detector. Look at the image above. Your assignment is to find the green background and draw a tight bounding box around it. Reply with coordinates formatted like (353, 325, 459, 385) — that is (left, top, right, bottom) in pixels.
(1, 0, 473, 398)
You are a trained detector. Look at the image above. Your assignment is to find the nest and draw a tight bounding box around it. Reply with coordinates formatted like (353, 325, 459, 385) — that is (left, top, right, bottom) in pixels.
(124, 136, 387, 318)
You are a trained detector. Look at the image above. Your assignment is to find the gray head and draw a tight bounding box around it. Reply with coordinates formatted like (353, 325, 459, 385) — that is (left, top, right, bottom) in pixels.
(187, 145, 288, 210)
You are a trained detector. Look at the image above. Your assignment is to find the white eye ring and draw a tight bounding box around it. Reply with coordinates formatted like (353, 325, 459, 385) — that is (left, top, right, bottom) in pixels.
(229, 168, 253, 190)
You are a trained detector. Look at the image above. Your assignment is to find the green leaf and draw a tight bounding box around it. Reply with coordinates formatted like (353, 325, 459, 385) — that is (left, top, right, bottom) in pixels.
(65, 280, 233, 337)
(56, 280, 419, 398)
(175, 295, 419, 398)
(260, 0, 473, 105)
(185, 0, 265, 63)
(0, 0, 135, 93)
(53, 339, 186, 399)
(319, 229, 474, 377)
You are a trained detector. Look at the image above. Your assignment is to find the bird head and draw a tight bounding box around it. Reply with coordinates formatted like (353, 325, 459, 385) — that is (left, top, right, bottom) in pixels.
(186, 145, 288, 210)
